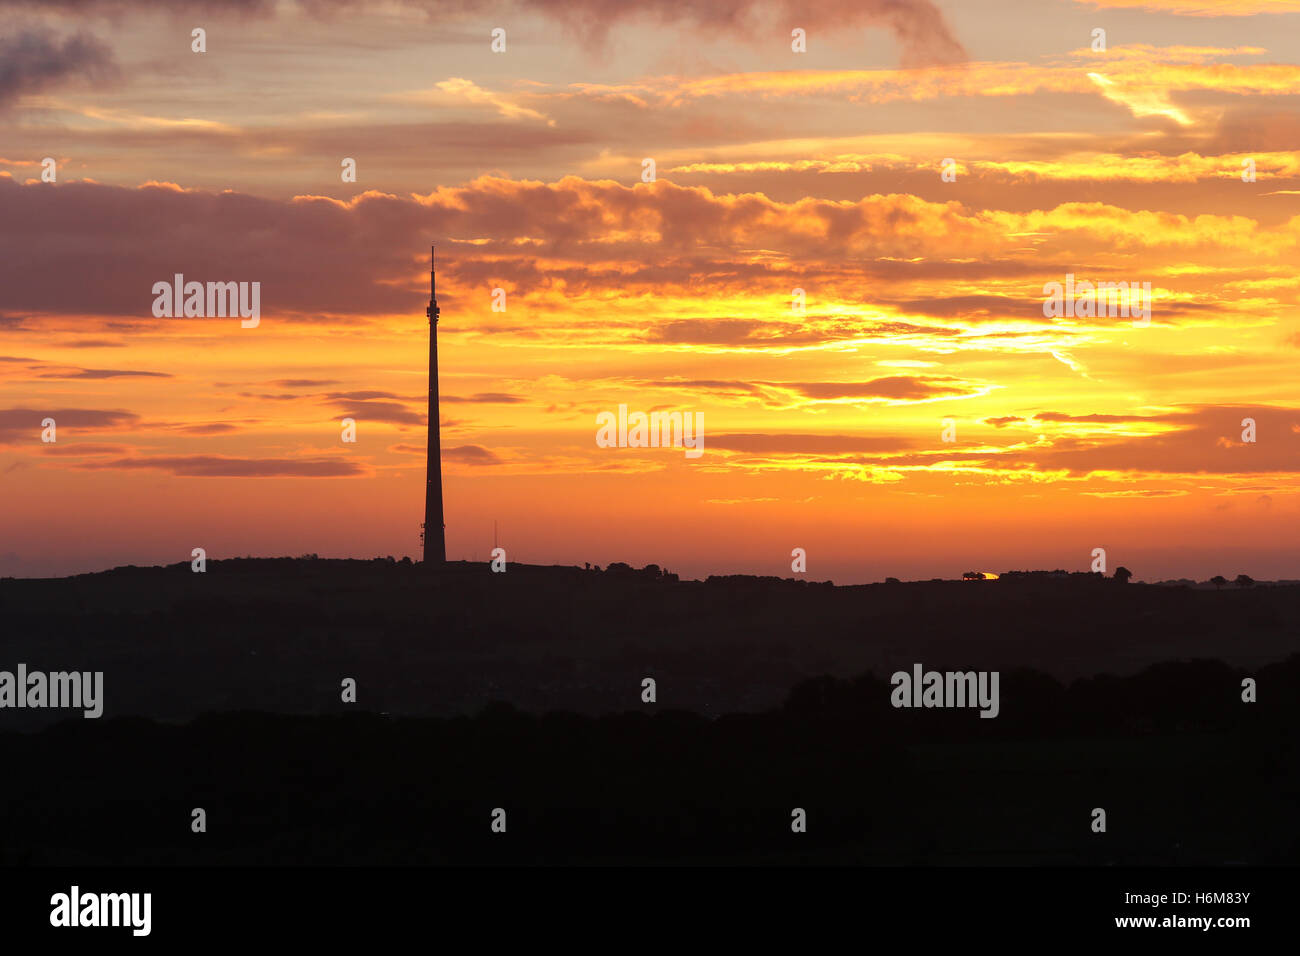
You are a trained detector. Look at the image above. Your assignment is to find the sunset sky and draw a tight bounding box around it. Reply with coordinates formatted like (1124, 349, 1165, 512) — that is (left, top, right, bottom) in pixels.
(3, 0, 1300, 582)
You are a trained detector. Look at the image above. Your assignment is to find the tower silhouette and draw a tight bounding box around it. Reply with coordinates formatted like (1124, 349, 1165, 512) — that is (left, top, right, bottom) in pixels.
(423, 245, 446, 565)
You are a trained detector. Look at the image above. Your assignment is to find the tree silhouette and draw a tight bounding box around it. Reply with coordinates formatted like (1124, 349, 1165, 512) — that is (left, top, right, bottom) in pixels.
(1235, 574, 1255, 588)
(1114, 566, 1133, 584)
(1210, 575, 1228, 590)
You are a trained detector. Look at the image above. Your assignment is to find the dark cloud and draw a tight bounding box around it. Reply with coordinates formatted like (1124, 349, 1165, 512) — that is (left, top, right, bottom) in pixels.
(649, 318, 777, 345)
(645, 316, 963, 348)
(324, 390, 416, 402)
(0, 177, 1035, 320)
(0, 357, 168, 379)
(788, 377, 974, 402)
(528, 0, 965, 66)
(443, 444, 502, 464)
(887, 293, 1219, 324)
(441, 392, 526, 403)
(710, 433, 916, 454)
(74, 454, 365, 477)
(172, 422, 244, 434)
(0, 28, 116, 109)
(34, 366, 171, 379)
(271, 378, 339, 388)
(37, 442, 132, 455)
(0, 406, 138, 444)
(323, 398, 426, 425)
(1033, 411, 1177, 424)
(3, 0, 965, 67)
(894, 295, 1044, 321)
(637, 375, 978, 405)
(637, 378, 768, 395)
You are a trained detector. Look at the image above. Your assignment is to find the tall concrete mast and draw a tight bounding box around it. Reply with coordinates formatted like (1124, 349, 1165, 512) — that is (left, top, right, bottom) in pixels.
(423, 244, 446, 565)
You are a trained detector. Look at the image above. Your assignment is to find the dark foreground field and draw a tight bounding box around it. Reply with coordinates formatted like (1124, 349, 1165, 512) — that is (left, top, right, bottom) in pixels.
(1, 655, 1297, 865)
(1, 560, 1296, 865)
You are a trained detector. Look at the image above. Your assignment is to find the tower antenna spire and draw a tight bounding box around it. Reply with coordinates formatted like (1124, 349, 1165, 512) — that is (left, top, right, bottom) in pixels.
(423, 244, 446, 566)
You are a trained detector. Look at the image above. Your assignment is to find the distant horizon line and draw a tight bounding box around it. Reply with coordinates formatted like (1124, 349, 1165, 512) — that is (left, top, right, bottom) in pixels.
(5, 555, 1293, 589)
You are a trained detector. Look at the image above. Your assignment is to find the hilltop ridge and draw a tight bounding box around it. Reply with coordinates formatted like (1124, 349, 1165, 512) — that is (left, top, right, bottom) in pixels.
(2, 557, 1296, 727)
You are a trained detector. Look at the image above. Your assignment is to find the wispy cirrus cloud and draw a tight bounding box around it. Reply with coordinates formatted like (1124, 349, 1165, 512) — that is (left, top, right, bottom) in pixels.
(563, 46, 1300, 111)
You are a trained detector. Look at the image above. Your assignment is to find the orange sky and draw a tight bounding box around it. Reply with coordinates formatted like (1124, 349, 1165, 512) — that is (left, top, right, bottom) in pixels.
(2, 0, 1300, 582)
